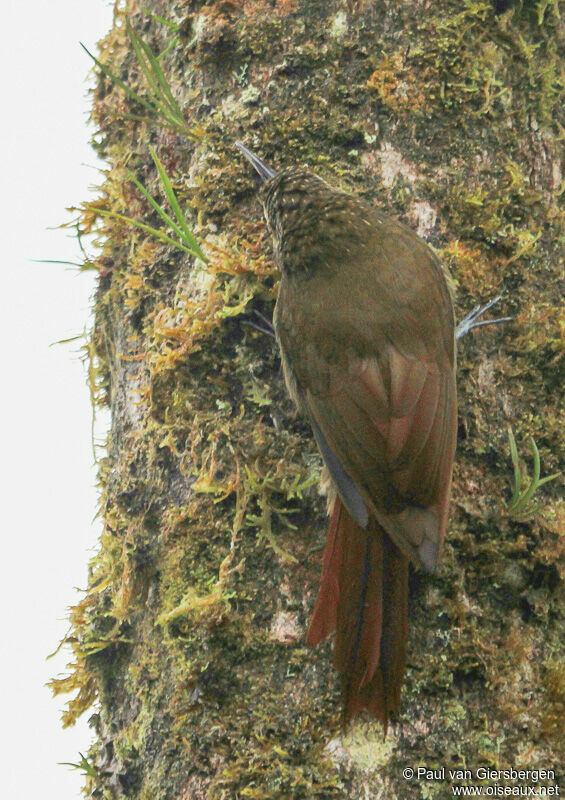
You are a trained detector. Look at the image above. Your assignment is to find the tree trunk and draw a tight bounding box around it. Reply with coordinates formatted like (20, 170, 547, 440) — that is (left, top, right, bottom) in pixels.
(53, 1, 564, 797)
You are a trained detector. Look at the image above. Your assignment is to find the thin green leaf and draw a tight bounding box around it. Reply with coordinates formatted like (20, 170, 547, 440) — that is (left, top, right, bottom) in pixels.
(127, 23, 162, 99)
(531, 436, 541, 484)
(126, 21, 183, 132)
(507, 427, 522, 508)
(517, 437, 542, 510)
(80, 43, 155, 113)
(536, 473, 562, 488)
(142, 10, 180, 29)
(506, 427, 561, 518)
(59, 753, 98, 778)
(50, 335, 85, 346)
(32, 259, 85, 267)
(126, 169, 188, 245)
(136, 29, 180, 111)
(159, 37, 179, 59)
(92, 208, 198, 256)
(83, 24, 198, 138)
(149, 148, 207, 261)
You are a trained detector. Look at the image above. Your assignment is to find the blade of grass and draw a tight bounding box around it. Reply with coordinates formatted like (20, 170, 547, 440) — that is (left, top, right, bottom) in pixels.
(80, 43, 155, 114)
(82, 35, 186, 135)
(91, 151, 207, 263)
(126, 169, 189, 246)
(132, 24, 180, 111)
(92, 208, 200, 256)
(517, 437, 561, 511)
(84, 22, 201, 139)
(507, 427, 522, 508)
(126, 21, 184, 133)
(536, 473, 562, 488)
(149, 147, 207, 261)
(51, 335, 85, 346)
(158, 37, 179, 59)
(127, 22, 163, 101)
(32, 259, 85, 267)
(142, 10, 180, 29)
(513, 436, 541, 512)
(506, 427, 561, 517)
(59, 753, 98, 778)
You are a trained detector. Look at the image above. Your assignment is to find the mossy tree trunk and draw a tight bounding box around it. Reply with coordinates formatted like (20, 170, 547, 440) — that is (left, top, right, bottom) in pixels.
(54, 1, 563, 797)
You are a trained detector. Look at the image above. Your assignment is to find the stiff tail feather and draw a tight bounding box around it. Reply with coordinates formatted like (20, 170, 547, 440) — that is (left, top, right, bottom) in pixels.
(306, 497, 409, 728)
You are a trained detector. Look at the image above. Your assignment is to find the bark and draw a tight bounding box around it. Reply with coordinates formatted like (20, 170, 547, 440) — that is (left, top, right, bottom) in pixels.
(53, 1, 564, 798)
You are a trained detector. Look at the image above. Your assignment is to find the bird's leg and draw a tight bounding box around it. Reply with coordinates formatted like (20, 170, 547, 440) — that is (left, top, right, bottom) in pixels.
(455, 295, 513, 340)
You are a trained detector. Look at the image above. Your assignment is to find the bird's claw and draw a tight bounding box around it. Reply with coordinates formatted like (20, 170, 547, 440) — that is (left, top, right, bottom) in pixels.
(241, 309, 276, 338)
(455, 295, 513, 340)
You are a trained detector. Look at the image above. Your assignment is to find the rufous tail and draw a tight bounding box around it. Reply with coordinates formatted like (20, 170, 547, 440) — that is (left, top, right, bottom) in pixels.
(306, 497, 409, 728)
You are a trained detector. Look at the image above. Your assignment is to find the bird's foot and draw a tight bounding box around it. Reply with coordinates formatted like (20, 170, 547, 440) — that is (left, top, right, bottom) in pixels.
(242, 309, 276, 338)
(455, 295, 513, 340)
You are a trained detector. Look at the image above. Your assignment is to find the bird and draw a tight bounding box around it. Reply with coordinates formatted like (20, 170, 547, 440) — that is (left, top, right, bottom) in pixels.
(236, 141, 458, 729)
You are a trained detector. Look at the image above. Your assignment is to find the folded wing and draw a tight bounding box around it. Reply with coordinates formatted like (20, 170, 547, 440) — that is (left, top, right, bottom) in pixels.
(305, 345, 457, 571)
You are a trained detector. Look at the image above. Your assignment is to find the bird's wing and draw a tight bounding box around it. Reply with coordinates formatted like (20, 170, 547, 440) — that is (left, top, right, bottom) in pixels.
(304, 345, 457, 571)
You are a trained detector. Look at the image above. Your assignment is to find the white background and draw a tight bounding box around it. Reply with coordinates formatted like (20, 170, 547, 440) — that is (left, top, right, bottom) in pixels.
(2, 2, 115, 797)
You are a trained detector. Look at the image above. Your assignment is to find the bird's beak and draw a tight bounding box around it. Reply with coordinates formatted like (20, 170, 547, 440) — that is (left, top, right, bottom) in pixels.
(235, 141, 277, 182)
